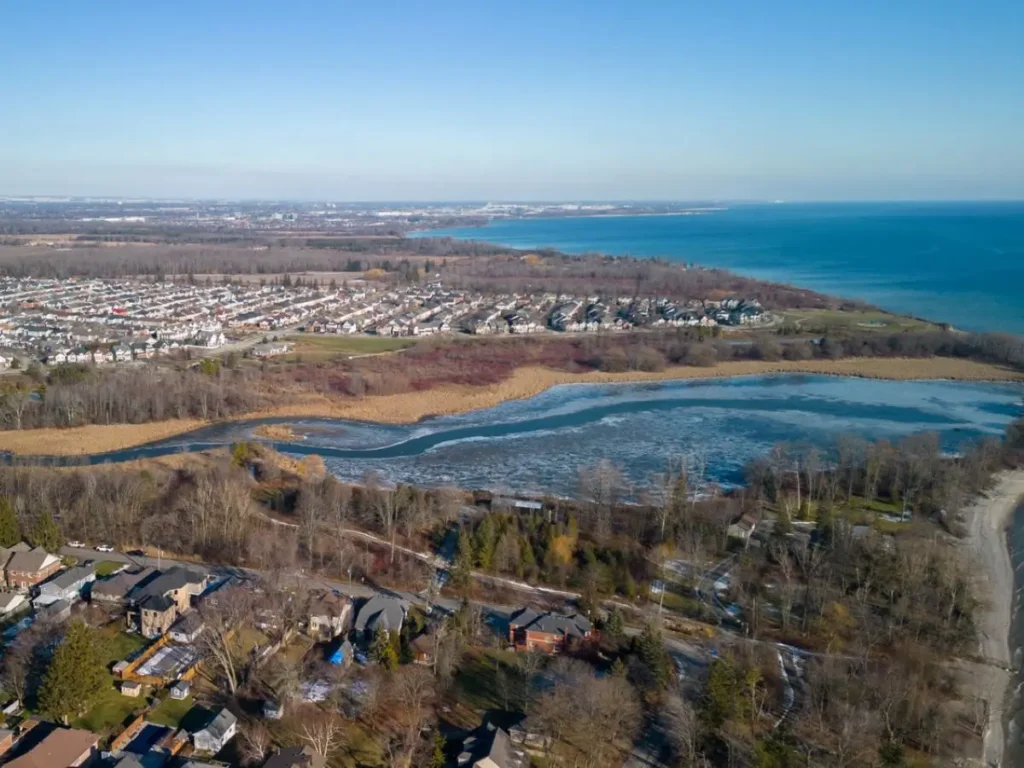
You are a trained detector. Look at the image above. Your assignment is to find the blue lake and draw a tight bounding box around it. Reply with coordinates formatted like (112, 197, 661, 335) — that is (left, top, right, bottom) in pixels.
(419, 202, 1024, 334)
(46, 375, 1024, 496)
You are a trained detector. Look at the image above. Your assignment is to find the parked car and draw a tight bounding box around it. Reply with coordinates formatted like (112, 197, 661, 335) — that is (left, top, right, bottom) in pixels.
(67, 540, 84, 548)
(95, 544, 114, 553)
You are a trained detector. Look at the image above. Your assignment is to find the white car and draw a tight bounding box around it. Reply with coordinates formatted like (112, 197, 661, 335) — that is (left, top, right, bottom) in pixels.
(95, 544, 114, 553)
(66, 540, 84, 548)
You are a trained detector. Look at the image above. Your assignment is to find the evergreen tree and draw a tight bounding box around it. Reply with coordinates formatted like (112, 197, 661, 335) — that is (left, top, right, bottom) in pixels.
(632, 622, 672, 691)
(604, 607, 625, 642)
(429, 731, 445, 768)
(40, 621, 107, 723)
(450, 528, 475, 591)
(29, 511, 61, 553)
(369, 625, 398, 671)
(0, 497, 21, 547)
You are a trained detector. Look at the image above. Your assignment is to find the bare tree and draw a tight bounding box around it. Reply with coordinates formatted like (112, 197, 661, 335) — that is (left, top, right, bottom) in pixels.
(300, 710, 347, 758)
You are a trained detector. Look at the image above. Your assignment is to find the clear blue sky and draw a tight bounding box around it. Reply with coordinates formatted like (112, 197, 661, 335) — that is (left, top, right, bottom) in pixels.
(2, 0, 1022, 201)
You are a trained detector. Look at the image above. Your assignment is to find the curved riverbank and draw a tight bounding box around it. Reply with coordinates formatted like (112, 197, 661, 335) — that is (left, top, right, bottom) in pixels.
(0, 356, 1019, 457)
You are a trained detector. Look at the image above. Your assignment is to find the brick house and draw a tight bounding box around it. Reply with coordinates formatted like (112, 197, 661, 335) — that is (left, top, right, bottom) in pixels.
(5, 547, 62, 592)
(507, 608, 596, 654)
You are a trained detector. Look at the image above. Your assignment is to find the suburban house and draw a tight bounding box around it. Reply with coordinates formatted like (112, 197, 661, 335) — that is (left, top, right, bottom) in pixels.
(5, 727, 100, 768)
(507, 608, 596, 654)
(126, 566, 208, 637)
(0, 592, 28, 617)
(457, 722, 525, 768)
(5, 547, 62, 592)
(35, 564, 96, 607)
(0, 541, 30, 570)
(137, 595, 177, 639)
(91, 567, 156, 604)
(130, 566, 209, 612)
(306, 590, 352, 640)
(262, 745, 327, 768)
(352, 595, 408, 641)
(192, 708, 237, 754)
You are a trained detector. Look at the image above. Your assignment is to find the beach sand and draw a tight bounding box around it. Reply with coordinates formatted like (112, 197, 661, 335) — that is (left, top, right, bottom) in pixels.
(0, 356, 1019, 457)
(964, 470, 1024, 767)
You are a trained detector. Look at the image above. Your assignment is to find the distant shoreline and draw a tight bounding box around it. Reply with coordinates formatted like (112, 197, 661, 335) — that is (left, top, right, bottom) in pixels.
(0, 356, 1019, 458)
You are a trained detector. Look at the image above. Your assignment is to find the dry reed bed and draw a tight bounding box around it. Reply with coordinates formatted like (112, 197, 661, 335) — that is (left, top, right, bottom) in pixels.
(0, 357, 1019, 456)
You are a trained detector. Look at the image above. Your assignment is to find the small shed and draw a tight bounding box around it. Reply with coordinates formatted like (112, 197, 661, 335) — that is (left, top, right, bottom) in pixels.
(170, 680, 190, 700)
(327, 639, 352, 667)
(262, 700, 284, 720)
(121, 681, 143, 698)
(112, 661, 130, 678)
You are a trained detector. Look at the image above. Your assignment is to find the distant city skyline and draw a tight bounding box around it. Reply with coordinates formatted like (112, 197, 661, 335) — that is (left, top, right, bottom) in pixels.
(3, 0, 1022, 201)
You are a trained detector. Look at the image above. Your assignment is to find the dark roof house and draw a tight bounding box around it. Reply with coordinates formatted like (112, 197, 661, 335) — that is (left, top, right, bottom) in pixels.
(353, 595, 407, 637)
(457, 723, 525, 768)
(262, 745, 327, 768)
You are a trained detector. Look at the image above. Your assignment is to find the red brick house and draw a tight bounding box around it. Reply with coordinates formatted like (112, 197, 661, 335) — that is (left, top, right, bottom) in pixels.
(508, 608, 597, 654)
(5, 547, 61, 592)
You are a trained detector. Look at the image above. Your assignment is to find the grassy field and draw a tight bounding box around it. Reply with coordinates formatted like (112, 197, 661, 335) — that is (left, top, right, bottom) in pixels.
(148, 694, 195, 728)
(98, 625, 150, 666)
(780, 308, 937, 333)
(283, 334, 414, 361)
(94, 561, 124, 577)
(75, 682, 148, 735)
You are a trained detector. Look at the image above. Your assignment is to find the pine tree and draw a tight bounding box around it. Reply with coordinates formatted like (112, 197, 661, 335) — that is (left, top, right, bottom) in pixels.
(0, 497, 21, 547)
(369, 625, 398, 671)
(605, 607, 625, 641)
(634, 622, 672, 690)
(429, 731, 446, 768)
(40, 621, 107, 723)
(30, 511, 61, 553)
(450, 528, 475, 591)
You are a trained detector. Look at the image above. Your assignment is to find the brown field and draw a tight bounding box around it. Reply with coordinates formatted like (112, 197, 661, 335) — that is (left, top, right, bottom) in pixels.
(0, 356, 1018, 457)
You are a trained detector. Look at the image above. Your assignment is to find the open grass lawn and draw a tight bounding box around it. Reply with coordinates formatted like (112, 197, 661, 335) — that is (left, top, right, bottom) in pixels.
(148, 695, 196, 729)
(449, 648, 524, 720)
(266, 710, 383, 767)
(98, 625, 150, 666)
(781, 308, 936, 333)
(74, 680, 147, 735)
(233, 625, 270, 655)
(283, 334, 414, 361)
(94, 560, 124, 577)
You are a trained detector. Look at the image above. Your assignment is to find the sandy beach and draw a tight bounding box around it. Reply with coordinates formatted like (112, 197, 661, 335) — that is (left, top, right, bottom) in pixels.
(965, 470, 1024, 767)
(0, 356, 1019, 457)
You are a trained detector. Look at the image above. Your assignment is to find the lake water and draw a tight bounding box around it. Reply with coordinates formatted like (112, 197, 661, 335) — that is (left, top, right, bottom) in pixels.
(419, 202, 1024, 335)
(45, 375, 1023, 496)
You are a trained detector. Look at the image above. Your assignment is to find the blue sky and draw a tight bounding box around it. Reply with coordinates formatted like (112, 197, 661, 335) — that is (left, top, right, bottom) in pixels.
(2, 0, 1022, 201)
